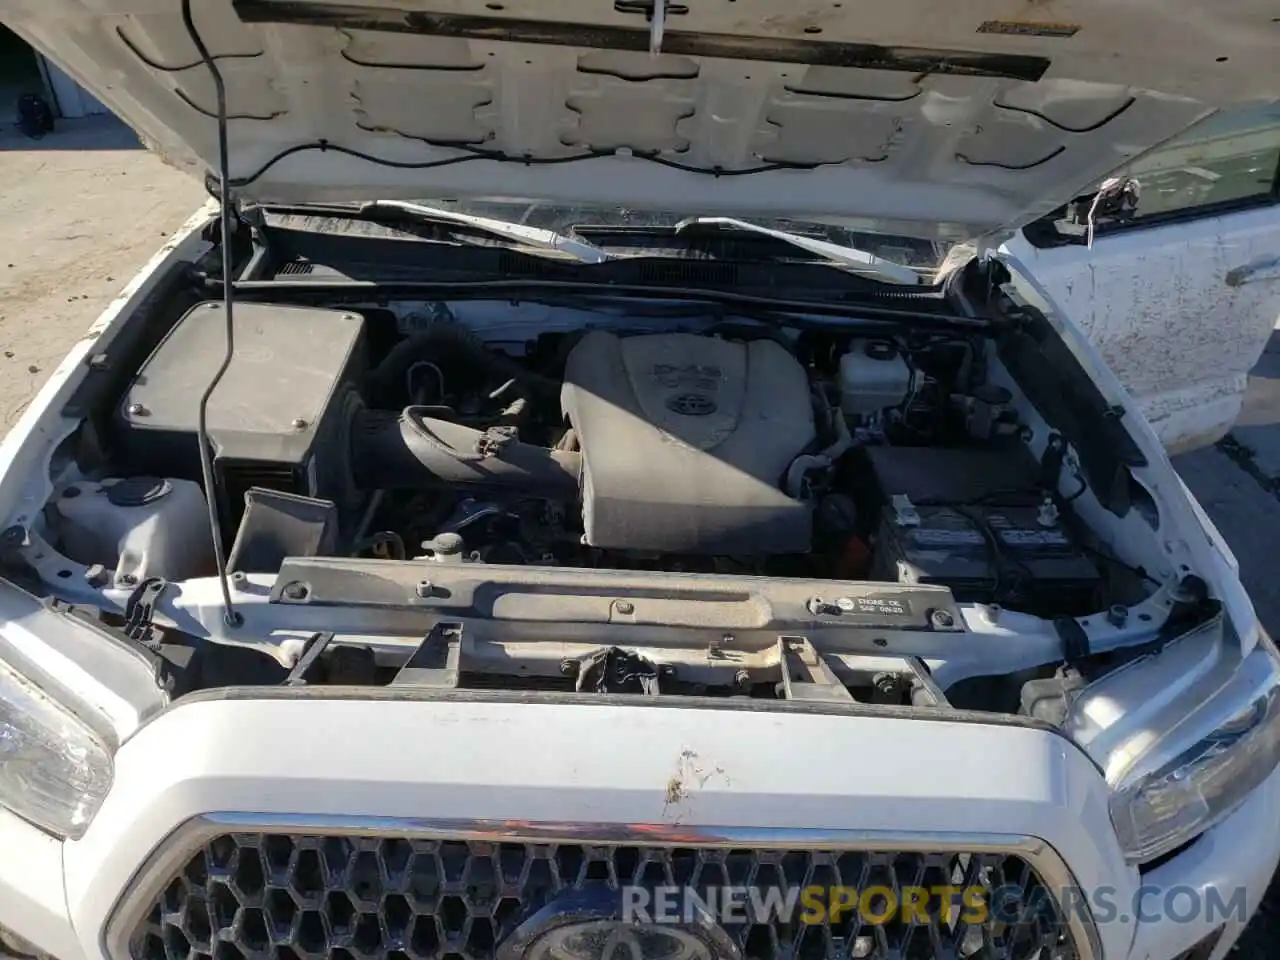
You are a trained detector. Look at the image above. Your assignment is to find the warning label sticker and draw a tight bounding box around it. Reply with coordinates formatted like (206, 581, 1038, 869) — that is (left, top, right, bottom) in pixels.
(849, 596, 910, 617)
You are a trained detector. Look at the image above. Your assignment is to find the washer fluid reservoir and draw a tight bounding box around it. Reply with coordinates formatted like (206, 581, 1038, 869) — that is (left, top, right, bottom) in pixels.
(53, 477, 215, 583)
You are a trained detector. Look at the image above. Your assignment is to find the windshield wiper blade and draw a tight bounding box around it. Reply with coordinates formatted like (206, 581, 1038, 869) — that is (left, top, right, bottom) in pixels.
(673, 216, 920, 285)
(352, 200, 609, 263)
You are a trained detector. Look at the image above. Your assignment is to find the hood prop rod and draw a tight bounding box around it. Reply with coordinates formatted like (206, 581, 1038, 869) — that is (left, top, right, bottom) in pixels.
(183, 0, 241, 628)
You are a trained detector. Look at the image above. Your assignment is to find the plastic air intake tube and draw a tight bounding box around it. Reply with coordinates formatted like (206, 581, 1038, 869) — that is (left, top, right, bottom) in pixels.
(349, 406, 581, 496)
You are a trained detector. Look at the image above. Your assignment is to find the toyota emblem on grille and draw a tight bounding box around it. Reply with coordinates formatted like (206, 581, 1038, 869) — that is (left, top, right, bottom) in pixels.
(666, 392, 717, 416)
(499, 890, 740, 960)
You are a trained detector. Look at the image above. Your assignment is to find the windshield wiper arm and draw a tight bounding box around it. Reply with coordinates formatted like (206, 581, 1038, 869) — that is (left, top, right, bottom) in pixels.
(353, 200, 609, 263)
(673, 216, 920, 285)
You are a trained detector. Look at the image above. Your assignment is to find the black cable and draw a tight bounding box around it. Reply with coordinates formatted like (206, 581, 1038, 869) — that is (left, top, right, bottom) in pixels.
(1063, 472, 1089, 503)
(115, 24, 263, 72)
(948, 505, 1007, 599)
(224, 138, 818, 191)
(1079, 543, 1162, 587)
(182, 0, 240, 627)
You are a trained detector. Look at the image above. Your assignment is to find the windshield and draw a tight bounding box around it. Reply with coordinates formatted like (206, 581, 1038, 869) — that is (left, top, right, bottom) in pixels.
(413, 199, 949, 271)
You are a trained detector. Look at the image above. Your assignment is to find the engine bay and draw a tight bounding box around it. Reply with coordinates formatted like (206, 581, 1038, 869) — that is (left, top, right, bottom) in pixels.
(8, 246, 1220, 716)
(52, 297, 1125, 616)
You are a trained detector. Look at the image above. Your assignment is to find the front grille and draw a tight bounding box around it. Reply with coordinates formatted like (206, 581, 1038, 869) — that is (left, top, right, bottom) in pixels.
(128, 834, 1080, 960)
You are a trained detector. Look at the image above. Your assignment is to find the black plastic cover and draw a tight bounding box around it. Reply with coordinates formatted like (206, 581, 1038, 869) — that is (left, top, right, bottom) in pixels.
(114, 301, 365, 525)
(227, 487, 339, 574)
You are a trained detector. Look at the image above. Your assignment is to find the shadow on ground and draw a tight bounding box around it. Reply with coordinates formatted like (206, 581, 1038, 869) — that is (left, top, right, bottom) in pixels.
(0, 112, 142, 151)
(1170, 322, 1280, 954)
(1174, 327, 1280, 639)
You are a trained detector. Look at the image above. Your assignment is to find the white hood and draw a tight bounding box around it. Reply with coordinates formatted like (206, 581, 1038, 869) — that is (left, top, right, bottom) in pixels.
(4, 0, 1278, 238)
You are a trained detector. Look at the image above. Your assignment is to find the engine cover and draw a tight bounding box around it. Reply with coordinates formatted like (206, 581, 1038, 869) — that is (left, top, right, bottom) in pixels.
(561, 331, 815, 554)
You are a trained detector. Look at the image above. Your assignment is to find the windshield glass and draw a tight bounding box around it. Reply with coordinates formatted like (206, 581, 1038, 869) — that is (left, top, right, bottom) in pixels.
(414, 199, 949, 271)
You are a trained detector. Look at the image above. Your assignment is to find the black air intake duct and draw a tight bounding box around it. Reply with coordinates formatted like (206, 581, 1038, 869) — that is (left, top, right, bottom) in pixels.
(350, 406, 581, 496)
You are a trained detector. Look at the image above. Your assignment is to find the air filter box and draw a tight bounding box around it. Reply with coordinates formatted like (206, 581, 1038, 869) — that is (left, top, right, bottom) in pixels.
(114, 302, 365, 528)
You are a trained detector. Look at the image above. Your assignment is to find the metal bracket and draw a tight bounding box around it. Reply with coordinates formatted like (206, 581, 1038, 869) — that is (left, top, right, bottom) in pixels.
(649, 0, 666, 54)
(904, 655, 950, 707)
(614, 0, 687, 16)
(284, 631, 336, 685)
(778, 636, 854, 702)
(393, 622, 463, 688)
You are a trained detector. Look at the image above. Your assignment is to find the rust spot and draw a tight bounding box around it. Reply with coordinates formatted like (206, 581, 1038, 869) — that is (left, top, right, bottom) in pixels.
(666, 776, 686, 805)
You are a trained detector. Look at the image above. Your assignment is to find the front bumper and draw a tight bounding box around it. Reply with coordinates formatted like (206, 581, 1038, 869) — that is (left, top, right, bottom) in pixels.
(1, 694, 1278, 960)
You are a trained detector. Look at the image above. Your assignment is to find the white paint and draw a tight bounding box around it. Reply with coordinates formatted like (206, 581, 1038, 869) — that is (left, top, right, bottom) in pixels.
(993, 254, 1261, 656)
(0, 808, 79, 960)
(63, 698, 1128, 953)
(4, 0, 1276, 232)
(1002, 203, 1280, 452)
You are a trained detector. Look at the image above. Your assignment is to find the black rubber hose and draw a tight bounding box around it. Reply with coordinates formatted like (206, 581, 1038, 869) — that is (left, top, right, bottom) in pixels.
(368, 322, 559, 407)
(350, 407, 581, 496)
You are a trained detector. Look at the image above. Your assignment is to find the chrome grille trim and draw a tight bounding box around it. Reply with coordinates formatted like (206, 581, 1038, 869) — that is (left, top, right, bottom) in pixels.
(106, 815, 1101, 960)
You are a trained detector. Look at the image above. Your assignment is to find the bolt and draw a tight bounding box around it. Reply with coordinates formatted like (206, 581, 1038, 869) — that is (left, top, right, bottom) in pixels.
(291, 417, 309, 430)
(733, 668, 751, 689)
(84, 563, 108, 587)
(559, 658, 579, 677)
(127, 402, 148, 417)
(117, 573, 137, 587)
(1170, 574, 1208, 606)
(415, 579, 434, 598)
(230, 571, 247, 590)
(930, 608, 956, 629)
(282, 581, 308, 600)
(873, 672, 899, 697)
(615, 599, 635, 615)
(1107, 604, 1128, 627)
(0, 525, 25, 548)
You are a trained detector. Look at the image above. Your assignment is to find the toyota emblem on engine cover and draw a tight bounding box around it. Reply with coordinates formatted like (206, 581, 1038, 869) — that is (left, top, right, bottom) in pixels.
(666, 392, 717, 416)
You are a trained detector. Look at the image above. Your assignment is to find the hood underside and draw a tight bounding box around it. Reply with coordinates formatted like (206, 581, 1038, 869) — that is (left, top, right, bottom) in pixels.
(4, 0, 1279, 238)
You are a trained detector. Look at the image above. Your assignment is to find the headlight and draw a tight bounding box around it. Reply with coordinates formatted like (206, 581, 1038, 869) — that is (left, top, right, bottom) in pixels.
(1108, 637, 1280, 863)
(0, 655, 113, 839)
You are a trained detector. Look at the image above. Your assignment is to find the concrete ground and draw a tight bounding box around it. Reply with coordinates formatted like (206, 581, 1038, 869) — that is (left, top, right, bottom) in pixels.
(2, 115, 1280, 954)
(0, 115, 205, 430)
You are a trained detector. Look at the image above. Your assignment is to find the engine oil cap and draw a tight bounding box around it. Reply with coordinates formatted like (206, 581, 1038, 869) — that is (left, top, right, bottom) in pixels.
(106, 477, 172, 507)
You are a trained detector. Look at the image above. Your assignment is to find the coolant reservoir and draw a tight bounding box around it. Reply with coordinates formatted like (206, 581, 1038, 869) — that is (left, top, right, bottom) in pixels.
(53, 477, 215, 583)
(839, 340, 915, 417)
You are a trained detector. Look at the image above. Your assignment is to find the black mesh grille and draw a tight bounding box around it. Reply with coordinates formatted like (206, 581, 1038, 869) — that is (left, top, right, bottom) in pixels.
(129, 835, 1080, 960)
